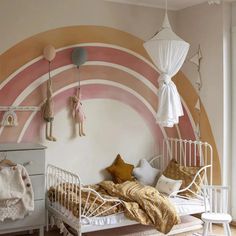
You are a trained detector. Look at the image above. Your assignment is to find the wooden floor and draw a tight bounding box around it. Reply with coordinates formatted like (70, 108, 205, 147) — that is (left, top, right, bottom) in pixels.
(43, 225, 235, 235)
(6, 225, 236, 236)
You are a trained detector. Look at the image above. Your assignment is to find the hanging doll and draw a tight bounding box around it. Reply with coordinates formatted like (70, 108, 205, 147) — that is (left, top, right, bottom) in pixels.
(71, 88, 86, 136)
(42, 45, 57, 141)
(70, 47, 87, 137)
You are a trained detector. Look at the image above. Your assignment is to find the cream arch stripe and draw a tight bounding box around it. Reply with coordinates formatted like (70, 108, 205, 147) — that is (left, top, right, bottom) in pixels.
(85, 61, 157, 93)
(17, 80, 167, 143)
(0, 43, 156, 90)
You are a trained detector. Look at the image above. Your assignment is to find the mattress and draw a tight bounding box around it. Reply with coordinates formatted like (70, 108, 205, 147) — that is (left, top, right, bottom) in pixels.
(84, 215, 203, 236)
(170, 196, 208, 216)
(51, 195, 207, 227)
(51, 202, 127, 226)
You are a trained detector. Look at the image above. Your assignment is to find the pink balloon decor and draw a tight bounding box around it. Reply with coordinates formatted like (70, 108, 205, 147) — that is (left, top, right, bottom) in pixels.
(43, 45, 56, 62)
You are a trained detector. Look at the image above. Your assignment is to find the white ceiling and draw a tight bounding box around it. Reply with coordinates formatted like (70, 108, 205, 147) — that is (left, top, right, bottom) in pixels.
(105, 0, 235, 10)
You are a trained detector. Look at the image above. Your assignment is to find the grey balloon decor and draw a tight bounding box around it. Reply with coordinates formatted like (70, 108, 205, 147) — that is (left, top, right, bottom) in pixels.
(71, 47, 87, 67)
(70, 47, 87, 137)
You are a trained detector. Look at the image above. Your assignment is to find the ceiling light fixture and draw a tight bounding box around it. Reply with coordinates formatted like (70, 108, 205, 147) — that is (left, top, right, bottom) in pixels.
(208, 0, 221, 5)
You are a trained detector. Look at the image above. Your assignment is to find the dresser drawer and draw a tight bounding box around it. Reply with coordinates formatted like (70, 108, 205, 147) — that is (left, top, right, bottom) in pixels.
(0, 200, 45, 231)
(31, 175, 45, 200)
(0, 150, 45, 175)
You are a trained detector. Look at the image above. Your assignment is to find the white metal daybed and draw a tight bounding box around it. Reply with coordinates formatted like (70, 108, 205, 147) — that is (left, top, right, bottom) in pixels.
(46, 138, 213, 236)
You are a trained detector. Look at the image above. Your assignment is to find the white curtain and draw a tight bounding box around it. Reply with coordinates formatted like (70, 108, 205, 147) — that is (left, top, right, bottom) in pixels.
(144, 14, 190, 127)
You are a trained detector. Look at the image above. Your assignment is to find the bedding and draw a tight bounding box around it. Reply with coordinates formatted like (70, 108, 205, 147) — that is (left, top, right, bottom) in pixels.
(48, 183, 123, 218)
(51, 202, 127, 226)
(48, 181, 180, 234)
(133, 159, 160, 186)
(163, 159, 204, 197)
(99, 181, 180, 234)
(52, 197, 207, 225)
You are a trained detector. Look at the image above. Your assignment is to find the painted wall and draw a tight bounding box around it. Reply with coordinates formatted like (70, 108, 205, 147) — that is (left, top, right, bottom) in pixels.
(177, 2, 223, 164)
(0, 26, 198, 184)
(0, 0, 221, 184)
(0, 0, 178, 184)
(231, 1, 236, 220)
(47, 100, 158, 183)
(177, 2, 232, 185)
(232, 2, 236, 27)
(0, 0, 177, 54)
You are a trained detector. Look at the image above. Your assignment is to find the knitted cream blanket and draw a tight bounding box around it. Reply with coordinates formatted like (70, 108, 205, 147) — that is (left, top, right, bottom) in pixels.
(0, 164, 34, 221)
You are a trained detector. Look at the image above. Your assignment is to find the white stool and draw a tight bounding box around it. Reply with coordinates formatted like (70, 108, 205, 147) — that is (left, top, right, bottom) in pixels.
(202, 185, 232, 236)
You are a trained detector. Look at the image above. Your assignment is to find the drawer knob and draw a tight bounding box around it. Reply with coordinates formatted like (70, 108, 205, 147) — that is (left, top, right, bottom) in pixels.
(23, 161, 33, 166)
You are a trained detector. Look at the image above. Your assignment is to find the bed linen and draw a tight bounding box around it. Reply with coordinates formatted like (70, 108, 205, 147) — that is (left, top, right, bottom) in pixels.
(50, 195, 206, 224)
(99, 181, 180, 234)
(48, 181, 179, 234)
(51, 202, 127, 226)
(48, 182, 123, 218)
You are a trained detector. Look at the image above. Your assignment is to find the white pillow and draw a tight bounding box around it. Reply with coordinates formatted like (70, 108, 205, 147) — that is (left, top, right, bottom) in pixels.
(155, 175, 182, 196)
(133, 159, 161, 186)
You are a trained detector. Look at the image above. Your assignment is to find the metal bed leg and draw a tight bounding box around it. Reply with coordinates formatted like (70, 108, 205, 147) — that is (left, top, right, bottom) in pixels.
(209, 222, 213, 233)
(46, 210, 49, 232)
(77, 224, 82, 236)
(39, 226, 44, 236)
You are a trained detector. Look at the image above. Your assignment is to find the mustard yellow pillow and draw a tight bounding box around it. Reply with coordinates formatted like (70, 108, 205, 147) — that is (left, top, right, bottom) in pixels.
(106, 154, 134, 183)
(163, 159, 203, 197)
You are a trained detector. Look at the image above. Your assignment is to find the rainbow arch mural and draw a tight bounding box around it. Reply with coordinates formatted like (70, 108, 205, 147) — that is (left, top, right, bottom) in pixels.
(0, 25, 221, 183)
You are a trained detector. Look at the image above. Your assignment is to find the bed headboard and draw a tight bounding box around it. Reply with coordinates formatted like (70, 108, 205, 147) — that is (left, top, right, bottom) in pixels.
(150, 138, 213, 186)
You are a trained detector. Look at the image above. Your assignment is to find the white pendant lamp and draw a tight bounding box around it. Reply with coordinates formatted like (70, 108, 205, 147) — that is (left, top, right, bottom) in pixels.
(143, 0, 190, 127)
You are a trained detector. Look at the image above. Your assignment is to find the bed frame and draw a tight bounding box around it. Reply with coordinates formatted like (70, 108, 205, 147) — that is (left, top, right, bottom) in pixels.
(46, 138, 213, 236)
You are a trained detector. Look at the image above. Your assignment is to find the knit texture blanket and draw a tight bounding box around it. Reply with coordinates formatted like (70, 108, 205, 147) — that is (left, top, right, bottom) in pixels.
(0, 164, 34, 221)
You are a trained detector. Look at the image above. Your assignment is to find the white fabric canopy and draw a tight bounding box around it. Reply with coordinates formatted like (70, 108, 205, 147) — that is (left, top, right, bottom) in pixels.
(144, 14, 190, 127)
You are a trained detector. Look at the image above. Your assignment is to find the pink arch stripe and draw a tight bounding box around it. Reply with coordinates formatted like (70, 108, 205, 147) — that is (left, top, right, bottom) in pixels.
(22, 84, 163, 145)
(0, 46, 158, 105)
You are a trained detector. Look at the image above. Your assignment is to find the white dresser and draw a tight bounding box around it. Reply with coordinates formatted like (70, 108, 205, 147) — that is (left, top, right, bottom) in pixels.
(0, 143, 46, 236)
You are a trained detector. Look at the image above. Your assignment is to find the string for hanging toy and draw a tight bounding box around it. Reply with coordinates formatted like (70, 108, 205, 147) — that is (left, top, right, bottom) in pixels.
(42, 45, 57, 142)
(71, 47, 87, 89)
